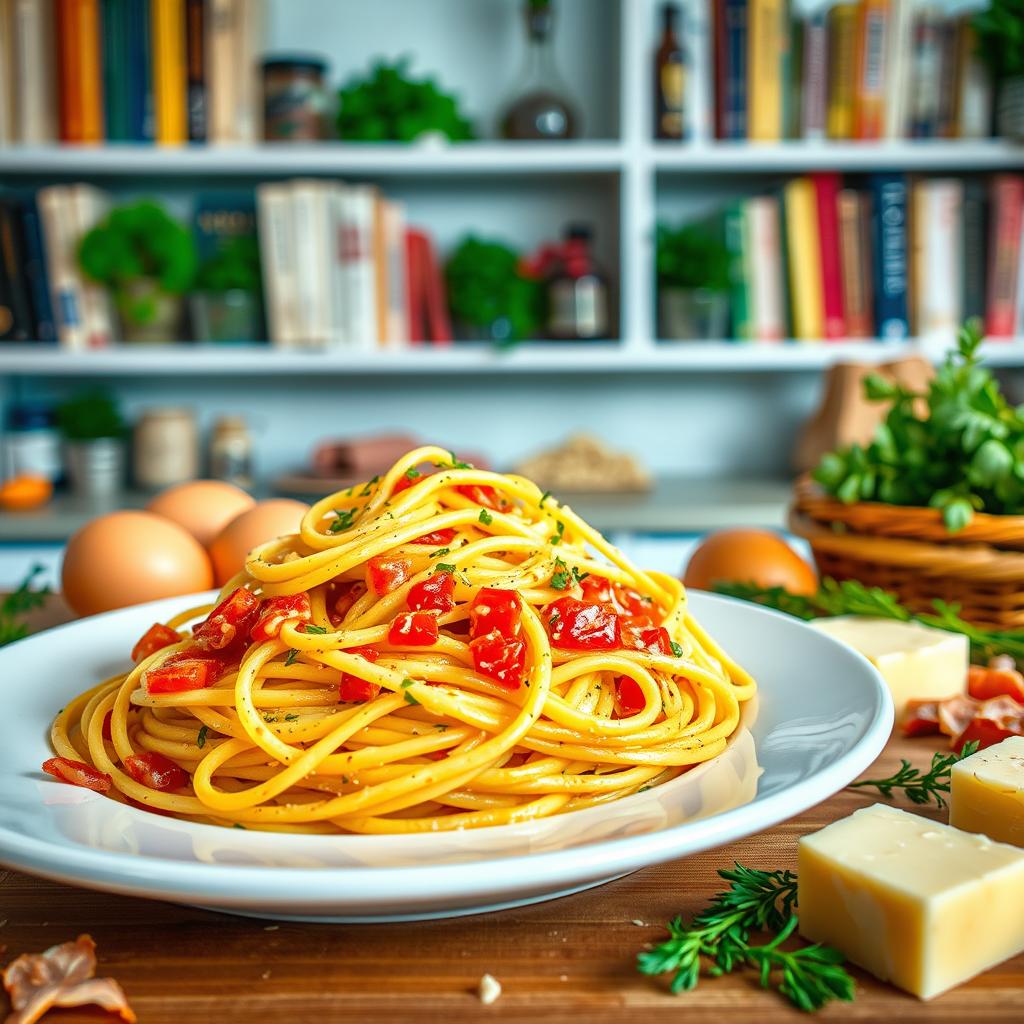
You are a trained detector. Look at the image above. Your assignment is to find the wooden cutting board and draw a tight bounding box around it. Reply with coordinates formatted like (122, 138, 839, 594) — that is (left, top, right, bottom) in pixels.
(2, 598, 1021, 1023)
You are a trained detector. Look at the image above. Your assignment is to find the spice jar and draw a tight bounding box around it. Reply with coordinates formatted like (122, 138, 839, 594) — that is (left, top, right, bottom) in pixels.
(545, 224, 610, 340)
(3, 402, 62, 482)
(209, 415, 253, 488)
(262, 55, 329, 142)
(134, 408, 199, 490)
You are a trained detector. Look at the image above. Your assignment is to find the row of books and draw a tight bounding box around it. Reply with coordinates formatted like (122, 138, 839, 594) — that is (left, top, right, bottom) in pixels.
(257, 180, 452, 350)
(711, 0, 993, 142)
(717, 172, 1023, 343)
(0, 0, 262, 146)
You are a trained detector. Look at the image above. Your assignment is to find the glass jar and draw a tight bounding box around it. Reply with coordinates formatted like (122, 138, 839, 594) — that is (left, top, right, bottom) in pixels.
(262, 56, 329, 142)
(208, 415, 253, 489)
(134, 408, 199, 490)
(3, 402, 62, 482)
(545, 225, 610, 340)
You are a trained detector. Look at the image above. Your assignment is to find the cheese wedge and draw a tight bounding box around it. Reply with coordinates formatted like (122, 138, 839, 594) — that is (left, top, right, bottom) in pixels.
(798, 803, 1024, 999)
(810, 617, 967, 718)
(950, 735, 1024, 847)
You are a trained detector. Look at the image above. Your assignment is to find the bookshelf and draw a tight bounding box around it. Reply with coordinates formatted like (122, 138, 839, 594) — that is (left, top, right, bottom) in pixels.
(1, 0, 1023, 484)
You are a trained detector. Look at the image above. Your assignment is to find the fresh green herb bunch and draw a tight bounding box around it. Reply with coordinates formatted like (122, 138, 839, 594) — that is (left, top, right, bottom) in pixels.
(79, 200, 196, 295)
(194, 236, 262, 294)
(336, 59, 474, 142)
(0, 565, 50, 647)
(655, 222, 731, 292)
(56, 391, 126, 441)
(445, 235, 541, 342)
(972, 0, 1024, 81)
(814, 321, 1024, 531)
(638, 865, 855, 1012)
(851, 741, 980, 809)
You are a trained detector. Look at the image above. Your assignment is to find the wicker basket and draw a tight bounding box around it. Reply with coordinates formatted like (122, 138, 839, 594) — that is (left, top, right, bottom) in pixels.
(789, 475, 1024, 630)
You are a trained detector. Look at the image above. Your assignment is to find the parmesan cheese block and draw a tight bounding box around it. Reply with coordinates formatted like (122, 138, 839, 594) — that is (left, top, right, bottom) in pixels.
(798, 803, 1024, 1000)
(950, 735, 1024, 847)
(810, 617, 968, 718)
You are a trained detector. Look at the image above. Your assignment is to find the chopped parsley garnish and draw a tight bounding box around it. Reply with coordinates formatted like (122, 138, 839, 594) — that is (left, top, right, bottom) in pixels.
(197, 724, 209, 749)
(302, 624, 328, 635)
(478, 508, 493, 526)
(437, 452, 471, 469)
(550, 557, 572, 591)
(404, 467, 421, 481)
(548, 610, 561, 628)
(572, 566, 589, 584)
(263, 713, 278, 723)
(400, 678, 416, 688)
(401, 679, 420, 706)
(429, 547, 451, 559)
(284, 649, 299, 666)
(359, 475, 379, 497)
(233, 823, 246, 830)
(435, 562, 456, 574)
(284, 713, 299, 722)
(540, 490, 551, 508)
(670, 641, 684, 657)
(550, 521, 565, 545)
(328, 508, 357, 533)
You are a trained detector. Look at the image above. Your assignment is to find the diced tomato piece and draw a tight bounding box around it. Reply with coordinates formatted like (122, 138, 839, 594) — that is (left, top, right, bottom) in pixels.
(145, 653, 224, 694)
(546, 597, 622, 651)
(330, 581, 366, 624)
(411, 528, 456, 546)
(339, 646, 381, 702)
(616, 676, 646, 716)
(131, 622, 180, 663)
(407, 571, 455, 614)
(388, 611, 439, 647)
(902, 699, 942, 737)
(469, 587, 521, 640)
(367, 555, 413, 596)
(394, 468, 434, 494)
(122, 751, 188, 791)
(250, 593, 312, 642)
(967, 664, 1024, 703)
(193, 588, 260, 652)
(613, 583, 652, 618)
(456, 484, 508, 511)
(955, 716, 1019, 753)
(580, 574, 615, 605)
(470, 630, 527, 690)
(623, 622, 672, 656)
(42, 756, 112, 793)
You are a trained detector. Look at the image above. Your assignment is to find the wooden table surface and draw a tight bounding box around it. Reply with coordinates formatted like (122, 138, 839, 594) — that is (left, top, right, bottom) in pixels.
(3, 598, 1022, 1024)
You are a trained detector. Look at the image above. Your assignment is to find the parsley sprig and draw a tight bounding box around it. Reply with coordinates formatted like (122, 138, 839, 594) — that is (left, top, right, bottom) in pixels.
(638, 865, 853, 1012)
(850, 741, 979, 808)
(0, 565, 49, 647)
(550, 558, 571, 591)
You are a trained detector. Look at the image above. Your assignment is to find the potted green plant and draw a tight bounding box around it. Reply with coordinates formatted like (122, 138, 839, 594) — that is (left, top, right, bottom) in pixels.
(78, 200, 197, 343)
(445, 236, 542, 343)
(190, 236, 263, 343)
(336, 59, 475, 142)
(56, 391, 127, 497)
(655, 222, 731, 340)
(973, 0, 1024, 139)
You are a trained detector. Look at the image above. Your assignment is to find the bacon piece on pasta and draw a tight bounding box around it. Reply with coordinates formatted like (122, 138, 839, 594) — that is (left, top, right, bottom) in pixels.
(2, 934, 136, 1024)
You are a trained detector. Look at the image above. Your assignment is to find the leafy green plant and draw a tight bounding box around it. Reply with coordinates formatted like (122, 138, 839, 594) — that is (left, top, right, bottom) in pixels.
(656, 223, 731, 291)
(813, 321, 1024, 531)
(336, 59, 474, 142)
(78, 200, 196, 325)
(850, 742, 980, 809)
(445, 235, 541, 342)
(973, 0, 1024, 81)
(56, 391, 126, 442)
(0, 565, 50, 647)
(195, 236, 262, 293)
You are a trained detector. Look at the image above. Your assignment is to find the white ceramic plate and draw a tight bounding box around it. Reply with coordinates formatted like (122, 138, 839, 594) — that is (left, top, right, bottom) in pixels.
(0, 590, 892, 922)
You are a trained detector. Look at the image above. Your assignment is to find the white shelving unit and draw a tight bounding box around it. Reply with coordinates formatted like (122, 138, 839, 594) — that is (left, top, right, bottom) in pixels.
(1, 0, 1022, 481)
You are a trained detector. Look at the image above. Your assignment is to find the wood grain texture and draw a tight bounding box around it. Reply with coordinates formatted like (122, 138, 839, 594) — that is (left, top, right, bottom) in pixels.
(2, 598, 1022, 1023)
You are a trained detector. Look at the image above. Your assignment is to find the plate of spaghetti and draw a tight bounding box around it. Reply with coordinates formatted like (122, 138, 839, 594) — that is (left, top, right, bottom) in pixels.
(0, 446, 891, 921)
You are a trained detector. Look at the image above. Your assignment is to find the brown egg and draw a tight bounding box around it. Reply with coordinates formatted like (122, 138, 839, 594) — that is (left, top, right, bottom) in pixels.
(147, 480, 255, 548)
(62, 510, 215, 617)
(208, 498, 310, 585)
(683, 528, 818, 595)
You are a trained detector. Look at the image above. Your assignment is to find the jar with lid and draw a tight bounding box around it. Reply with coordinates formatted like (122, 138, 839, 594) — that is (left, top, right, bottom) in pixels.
(262, 55, 329, 142)
(3, 402, 62, 482)
(545, 225, 610, 340)
(209, 415, 253, 489)
(133, 408, 199, 490)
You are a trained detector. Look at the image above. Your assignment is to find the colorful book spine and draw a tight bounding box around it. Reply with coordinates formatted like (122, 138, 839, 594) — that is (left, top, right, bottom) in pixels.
(826, 3, 857, 139)
(784, 177, 823, 339)
(838, 190, 875, 338)
(854, 0, 889, 139)
(290, 180, 331, 349)
(986, 175, 1024, 338)
(256, 182, 297, 348)
(37, 186, 85, 349)
(724, 202, 751, 339)
(13, 0, 57, 143)
(721, 0, 747, 139)
(151, 0, 186, 144)
(910, 10, 941, 138)
(812, 172, 845, 339)
(961, 178, 988, 325)
(746, 195, 785, 341)
(800, 10, 828, 140)
(953, 20, 992, 140)
(869, 173, 909, 339)
(0, 200, 34, 340)
(21, 199, 56, 342)
(748, 0, 784, 140)
(56, 0, 103, 142)
(186, 0, 206, 142)
(70, 184, 114, 347)
(101, 0, 131, 141)
(125, 0, 153, 140)
(883, 0, 913, 139)
(914, 179, 963, 338)
(934, 19, 958, 138)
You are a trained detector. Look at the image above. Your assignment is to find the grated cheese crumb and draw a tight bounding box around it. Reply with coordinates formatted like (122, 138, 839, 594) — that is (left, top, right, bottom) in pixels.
(477, 973, 501, 1005)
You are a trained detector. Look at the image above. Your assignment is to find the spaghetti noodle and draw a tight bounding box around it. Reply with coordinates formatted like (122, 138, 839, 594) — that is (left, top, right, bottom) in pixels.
(47, 445, 755, 834)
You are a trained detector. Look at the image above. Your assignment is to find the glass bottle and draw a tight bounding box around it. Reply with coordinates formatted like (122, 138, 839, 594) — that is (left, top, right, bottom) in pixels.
(209, 415, 254, 489)
(654, 3, 686, 140)
(545, 225, 609, 341)
(500, 0, 579, 140)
